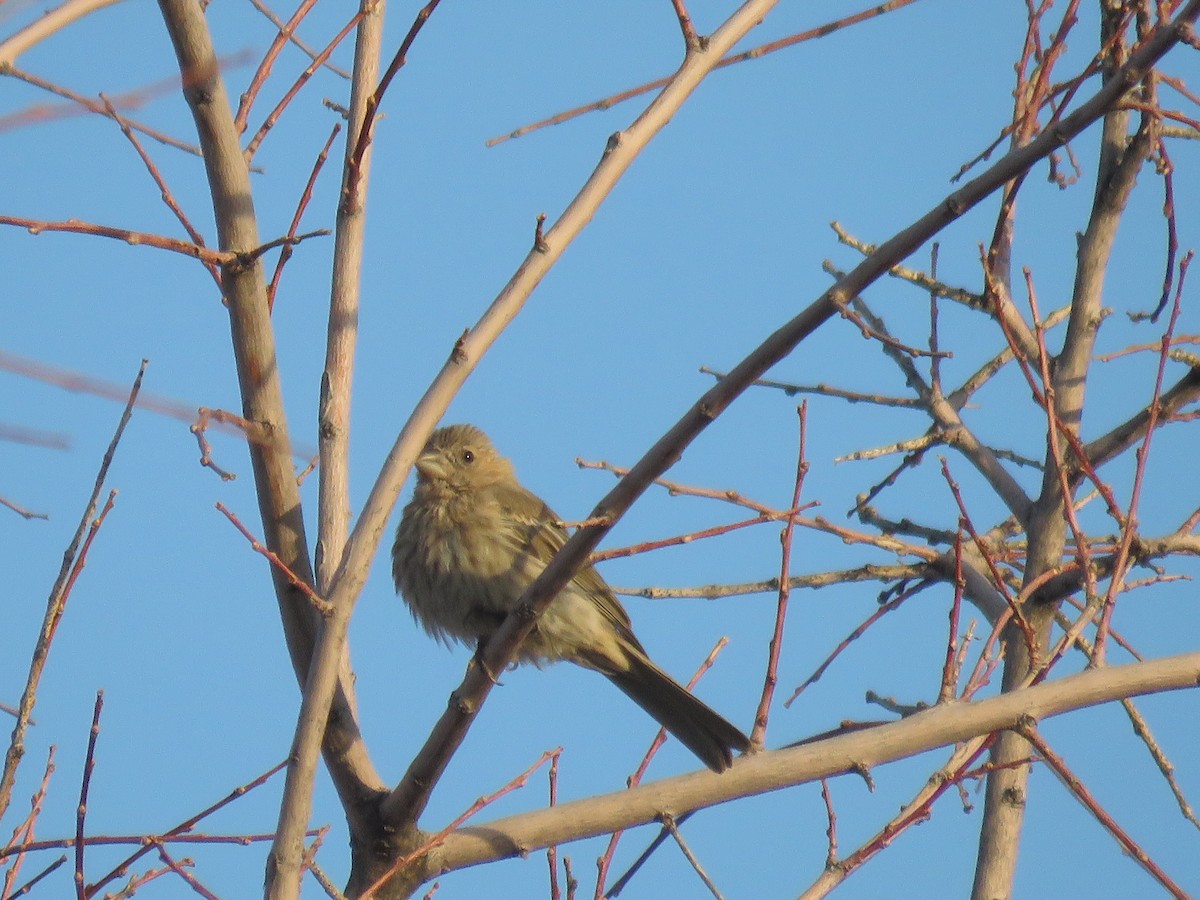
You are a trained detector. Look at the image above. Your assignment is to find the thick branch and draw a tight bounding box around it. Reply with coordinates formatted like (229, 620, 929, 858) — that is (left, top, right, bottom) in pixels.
(1083, 365, 1200, 468)
(154, 5, 387, 899)
(380, 0, 1200, 834)
(433, 653, 1200, 876)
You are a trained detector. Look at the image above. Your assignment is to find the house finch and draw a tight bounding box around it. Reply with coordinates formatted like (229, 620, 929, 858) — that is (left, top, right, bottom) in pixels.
(392, 424, 750, 772)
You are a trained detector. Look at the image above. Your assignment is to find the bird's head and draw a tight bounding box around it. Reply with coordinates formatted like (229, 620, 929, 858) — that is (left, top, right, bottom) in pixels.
(413, 424, 516, 494)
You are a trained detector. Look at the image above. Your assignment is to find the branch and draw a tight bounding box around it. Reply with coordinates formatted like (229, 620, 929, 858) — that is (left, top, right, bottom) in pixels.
(0, 215, 229, 265)
(153, 7, 387, 900)
(1082, 365, 1200, 468)
(0, 361, 143, 822)
(381, 0, 1200, 834)
(485, 0, 925, 146)
(0, 0, 124, 65)
(434, 654, 1200, 875)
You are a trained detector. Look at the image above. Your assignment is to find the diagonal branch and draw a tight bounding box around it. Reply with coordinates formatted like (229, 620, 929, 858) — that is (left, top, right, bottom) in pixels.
(154, 6, 388, 900)
(378, 0, 1200, 840)
(435, 654, 1200, 875)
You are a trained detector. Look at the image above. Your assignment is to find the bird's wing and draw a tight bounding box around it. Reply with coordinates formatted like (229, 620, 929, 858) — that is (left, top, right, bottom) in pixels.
(488, 481, 638, 639)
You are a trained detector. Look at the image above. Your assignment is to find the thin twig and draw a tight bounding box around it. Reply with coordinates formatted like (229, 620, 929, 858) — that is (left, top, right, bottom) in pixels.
(347, 0, 444, 191)
(269, 123, 342, 310)
(751, 404, 807, 745)
(74, 692, 104, 900)
(99, 93, 221, 289)
(246, 0, 352, 78)
(215, 503, 332, 615)
(360, 749, 559, 899)
(1, 746, 55, 897)
(83, 759, 290, 896)
(0, 496, 50, 521)
(0, 215, 229, 264)
(595, 641, 728, 897)
(234, 0, 325, 134)
(661, 813, 723, 899)
(7, 854, 67, 899)
(486, 0, 924, 146)
(1, 65, 205, 156)
(1017, 720, 1189, 897)
(0, 361, 143, 822)
(155, 845, 217, 900)
(244, 9, 364, 160)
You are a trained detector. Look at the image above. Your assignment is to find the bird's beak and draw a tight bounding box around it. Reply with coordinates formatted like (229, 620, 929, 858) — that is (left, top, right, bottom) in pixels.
(414, 451, 447, 482)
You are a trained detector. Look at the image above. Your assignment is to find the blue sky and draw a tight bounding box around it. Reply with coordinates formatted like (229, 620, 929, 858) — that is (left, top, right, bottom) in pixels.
(3, 1, 1199, 897)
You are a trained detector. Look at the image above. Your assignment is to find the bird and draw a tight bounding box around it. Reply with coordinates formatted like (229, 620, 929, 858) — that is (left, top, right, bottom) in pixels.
(392, 424, 750, 772)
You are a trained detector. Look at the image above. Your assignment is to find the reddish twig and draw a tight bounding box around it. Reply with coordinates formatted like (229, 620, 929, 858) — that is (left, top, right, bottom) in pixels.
(752, 403, 808, 745)
(299, 822, 329, 875)
(577, 458, 785, 516)
(952, 621, 979, 699)
(8, 853, 67, 898)
(105, 863, 177, 897)
(590, 503, 814, 563)
(74, 692, 104, 899)
(1023, 271, 1101, 617)
(98, 93, 221, 290)
(155, 844, 217, 900)
(820, 779, 839, 869)
(190, 408, 238, 481)
(546, 753, 561, 900)
(296, 453, 320, 486)
(1093, 251, 1191, 661)
(239, 228, 330, 266)
(215, 503, 330, 614)
(784, 579, 931, 707)
(0, 65, 206, 155)
(83, 759, 290, 896)
(939, 458, 1038, 658)
(5, 829, 312, 862)
(245, 0, 352, 78)
(938, 530, 966, 703)
(347, 0, 444, 192)
(596, 639, 728, 898)
(0, 351, 322, 457)
(269, 122, 341, 310)
(993, 266, 1125, 529)
(244, 9, 363, 160)
(800, 738, 997, 896)
(0, 360, 141, 822)
(486, 0, 924, 146)
(360, 748, 560, 899)
(0, 215, 230, 265)
(670, 0, 703, 51)
(1, 747, 55, 896)
(1017, 720, 1189, 897)
(961, 609, 1011, 700)
(234, 0, 324, 134)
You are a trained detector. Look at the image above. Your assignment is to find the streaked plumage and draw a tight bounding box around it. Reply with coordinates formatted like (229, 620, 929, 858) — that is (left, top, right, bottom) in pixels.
(392, 424, 749, 772)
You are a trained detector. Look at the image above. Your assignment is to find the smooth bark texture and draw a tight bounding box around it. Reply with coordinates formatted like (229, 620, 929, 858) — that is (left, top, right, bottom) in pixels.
(147, 0, 1200, 895)
(437, 653, 1200, 875)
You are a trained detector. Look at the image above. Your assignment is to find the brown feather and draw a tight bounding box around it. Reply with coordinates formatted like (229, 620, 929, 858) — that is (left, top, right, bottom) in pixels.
(392, 424, 750, 772)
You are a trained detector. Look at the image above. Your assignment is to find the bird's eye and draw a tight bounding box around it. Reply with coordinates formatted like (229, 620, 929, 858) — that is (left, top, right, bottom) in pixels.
(462, 449, 475, 464)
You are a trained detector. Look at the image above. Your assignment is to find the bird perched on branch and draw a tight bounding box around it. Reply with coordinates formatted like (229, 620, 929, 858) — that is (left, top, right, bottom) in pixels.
(392, 424, 750, 772)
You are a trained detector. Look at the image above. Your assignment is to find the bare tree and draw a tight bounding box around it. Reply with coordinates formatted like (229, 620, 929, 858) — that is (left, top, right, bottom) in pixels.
(2, 1, 1199, 898)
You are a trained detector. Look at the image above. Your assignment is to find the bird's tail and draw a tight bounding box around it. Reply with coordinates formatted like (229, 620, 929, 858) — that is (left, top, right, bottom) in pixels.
(604, 648, 750, 773)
